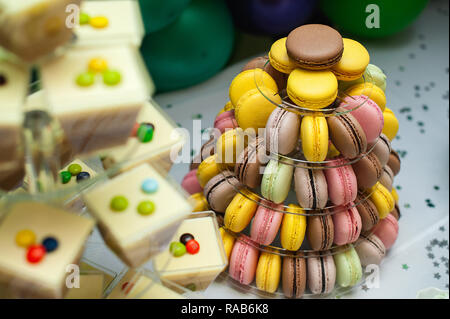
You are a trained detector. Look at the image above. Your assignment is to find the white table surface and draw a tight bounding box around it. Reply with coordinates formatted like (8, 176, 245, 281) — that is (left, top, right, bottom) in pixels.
(153, 0, 449, 299)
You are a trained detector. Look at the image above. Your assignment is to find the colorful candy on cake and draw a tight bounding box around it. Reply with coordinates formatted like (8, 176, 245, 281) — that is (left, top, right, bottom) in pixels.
(0, 201, 94, 298)
(153, 212, 228, 291)
(83, 163, 192, 268)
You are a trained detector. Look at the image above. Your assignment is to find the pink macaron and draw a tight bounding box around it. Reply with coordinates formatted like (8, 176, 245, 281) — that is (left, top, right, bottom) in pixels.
(250, 202, 284, 245)
(373, 213, 399, 250)
(229, 235, 260, 285)
(332, 204, 362, 245)
(324, 158, 358, 206)
(342, 95, 384, 144)
(181, 169, 203, 195)
(214, 110, 238, 134)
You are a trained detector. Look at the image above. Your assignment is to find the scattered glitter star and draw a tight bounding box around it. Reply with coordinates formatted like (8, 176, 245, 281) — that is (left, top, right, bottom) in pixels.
(428, 253, 435, 259)
(434, 262, 440, 267)
(361, 284, 369, 292)
(439, 240, 448, 248)
(434, 273, 441, 280)
(439, 226, 445, 232)
(441, 256, 448, 262)
(426, 246, 432, 251)
(431, 239, 439, 246)
(402, 264, 409, 270)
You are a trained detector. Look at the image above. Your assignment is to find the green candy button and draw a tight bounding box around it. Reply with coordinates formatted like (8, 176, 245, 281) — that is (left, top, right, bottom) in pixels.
(137, 200, 155, 216)
(110, 196, 128, 212)
(103, 70, 121, 86)
(170, 242, 186, 257)
(68, 163, 82, 176)
(137, 123, 154, 143)
(76, 72, 95, 87)
(80, 12, 90, 25)
(60, 171, 72, 184)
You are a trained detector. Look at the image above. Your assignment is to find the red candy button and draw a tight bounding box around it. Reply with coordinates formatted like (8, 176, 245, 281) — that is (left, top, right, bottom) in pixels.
(186, 239, 200, 254)
(26, 245, 46, 263)
(130, 122, 140, 137)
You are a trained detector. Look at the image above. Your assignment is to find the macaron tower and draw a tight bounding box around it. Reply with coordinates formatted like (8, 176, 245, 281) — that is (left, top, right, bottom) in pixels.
(184, 24, 403, 298)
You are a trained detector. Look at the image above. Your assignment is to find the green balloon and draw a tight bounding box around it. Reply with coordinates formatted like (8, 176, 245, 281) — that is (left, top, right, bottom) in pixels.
(141, 0, 234, 93)
(320, 0, 428, 38)
(138, 0, 192, 34)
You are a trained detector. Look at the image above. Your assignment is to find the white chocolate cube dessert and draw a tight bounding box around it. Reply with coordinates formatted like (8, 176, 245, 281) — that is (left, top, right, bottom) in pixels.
(83, 164, 192, 268)
(40, 45, 150, 155)
(107, 270, 186, 299)
(75, 0, 145, 48)
(0, 202, 94, 298)
(0, 0, 80, 62)
(153, 212, 228, 291)
(0, 57, 28, 163)
(101, 100, 185, 173)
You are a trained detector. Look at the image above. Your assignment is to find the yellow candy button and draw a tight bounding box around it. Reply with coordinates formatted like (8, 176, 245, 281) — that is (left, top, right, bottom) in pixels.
(16, 230, 36, 248)
(90, 16, 109, 29)
(88, 58, 108, 73)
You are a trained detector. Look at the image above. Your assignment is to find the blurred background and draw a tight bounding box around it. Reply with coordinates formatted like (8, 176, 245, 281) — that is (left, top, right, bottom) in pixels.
(139, 0, 430, 93)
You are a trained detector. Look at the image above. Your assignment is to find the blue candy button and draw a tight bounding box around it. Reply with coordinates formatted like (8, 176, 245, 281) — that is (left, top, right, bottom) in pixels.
(141, 178, 159, 194)
(42, 237, 58, 253)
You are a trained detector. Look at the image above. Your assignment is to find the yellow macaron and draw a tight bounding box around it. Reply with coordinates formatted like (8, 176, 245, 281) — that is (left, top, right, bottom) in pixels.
(345, 83, 386, 111)
(219, 227, 235, 262)
(391, 187, 399, 204)
(229, 69, 278, 107)
(196, 154, 222, 187)
(235, 87, 280, 132)
(256, 251, 281, 293)
(217, 101, 234, 117)
(216, 128, 248, 168)
(280, 204, 307, 251)
(331, 38, 370, 81)
(188, 192, 209, 212)
(382, 108, 399, 141)
(224, 189, 259, 233)
(300, 114, 329, 162)
(369, 182, 395, 219)
(268, 37, 297, 74)
(287, 68, 338, 109)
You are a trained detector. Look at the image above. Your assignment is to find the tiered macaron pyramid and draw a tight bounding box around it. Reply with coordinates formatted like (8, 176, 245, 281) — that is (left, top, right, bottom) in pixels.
(182, 24, 402, 298)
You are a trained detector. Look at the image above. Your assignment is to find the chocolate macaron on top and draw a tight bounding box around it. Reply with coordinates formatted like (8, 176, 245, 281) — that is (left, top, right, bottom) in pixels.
(286, 24, 344, 70)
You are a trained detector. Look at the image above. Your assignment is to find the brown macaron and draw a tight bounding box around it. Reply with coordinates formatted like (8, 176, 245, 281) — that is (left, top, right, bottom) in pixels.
(294, 166, 328, 209)
(307, 214, 334, 251)
(286, 24, 343, 70)
(203, 171, 242, 213)
(390, 203, 401, 220)
(190, 136, 216, 170)
(352, 152, 382, 190)
(327, 107, 367, 159)
(355, 194, 380, 231)
(368, 133, 391, 167)
(387, 150, 401, 176)
(282, 256, 307, 298)
(234, 137, 267, 188)
(265, 107, 300, 155)
(379, 165, 394, 191)
(355, 233, 386, 266)
(241, 56, 287, 91)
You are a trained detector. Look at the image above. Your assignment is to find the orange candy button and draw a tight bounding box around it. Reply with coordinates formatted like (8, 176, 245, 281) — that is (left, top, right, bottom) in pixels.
(88, 58, 108, 73)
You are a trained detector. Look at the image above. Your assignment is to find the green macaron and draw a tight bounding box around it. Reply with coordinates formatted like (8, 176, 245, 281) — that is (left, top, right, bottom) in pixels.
(261, 158, 293, 204)
(333, 245, 363, 288)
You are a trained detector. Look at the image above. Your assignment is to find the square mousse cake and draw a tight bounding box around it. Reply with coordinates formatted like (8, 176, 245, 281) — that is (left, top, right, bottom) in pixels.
(0, 0, 80, 62)
(153, 211, 228, 291)
(83, 164, 192, 268)
(0, 201, 95, 298)
(101, 100, 186, 174)
(107, 270, 186, 299)
(0, 56, 29, 164)
(40, 45, 151, 155)
(74, 0, 145, 48)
